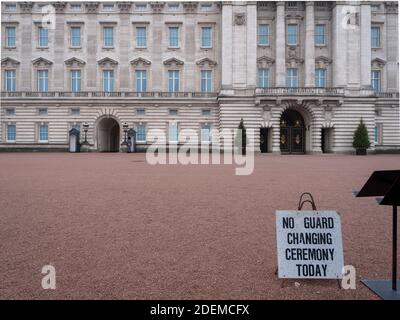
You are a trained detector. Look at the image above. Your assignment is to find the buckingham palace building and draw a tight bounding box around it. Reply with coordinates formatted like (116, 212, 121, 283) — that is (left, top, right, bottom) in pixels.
(1, 1, 399, 153)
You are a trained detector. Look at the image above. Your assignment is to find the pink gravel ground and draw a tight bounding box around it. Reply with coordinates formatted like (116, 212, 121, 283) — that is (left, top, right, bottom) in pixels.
(0, 152, 399, 300)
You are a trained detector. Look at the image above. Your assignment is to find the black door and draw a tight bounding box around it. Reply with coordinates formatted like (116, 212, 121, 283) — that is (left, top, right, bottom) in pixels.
(280, 109, 306, 154)
(260, 127, 268, 153)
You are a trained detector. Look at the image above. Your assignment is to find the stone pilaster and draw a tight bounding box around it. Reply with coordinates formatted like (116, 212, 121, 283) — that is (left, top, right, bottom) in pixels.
(246, 3, 257, 88)
(275, 2, 285, 87)
(221, 3, 233, 89)
(360, 4, 371, 88)
(304, 2, 315, 87)
(332, 3, 347, 87)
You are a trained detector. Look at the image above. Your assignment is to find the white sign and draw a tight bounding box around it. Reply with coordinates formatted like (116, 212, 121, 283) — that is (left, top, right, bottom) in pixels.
(276, 210, 344, 279)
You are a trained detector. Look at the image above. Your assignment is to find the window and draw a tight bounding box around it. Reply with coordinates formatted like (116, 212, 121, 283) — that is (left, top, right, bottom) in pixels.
(38, 108, 48, 116)
(201, 27, 212, 48)
(102, 3, 114, 11)
(70, 27, 81, 47)
(5, 4, 17, 11)
(103, 70, 114, 92)
(136, 109, 145, 116)
(371, 27, 380, 48)
(286, 68, 298, 87)
(201, 70, 212, 93)
(39, 124, 48, 142)
(37, 70, 49, 92)
(5, 26, 16, 47)
(202, 109, 211, 117)
(374, 124, 382, 145)
(258, 24, 269, 45)
(201, 123, 211, 143)
(315, 24, 326, 46)
(315, 68, 327, 87)
(4, 70, 16, 92)
(7, 124, 16, 142)
(371, 70, 381, 93)
(136, 27, 147, 48)
(168, 70, 179, 92)
(169, 27, 179, 48)
(71, 108, 80, 116)
(135, 3, 147, 11)
(103, 27, 114, 47)
(38, 27, 49, 47)
(136, 123, 146, 142)
(287, 24, 298, 45)
(6, 108, 16, 116)
(201, 3, 212, 11)
(169, 122, 178, 143)
(258, 68, 269, 88)
(136, 70, 147, 92)
(70, 70, 81, 92)
(169, 109, 178, 116)
(70, 4, 82, 11)
(168, 3, 180, 10)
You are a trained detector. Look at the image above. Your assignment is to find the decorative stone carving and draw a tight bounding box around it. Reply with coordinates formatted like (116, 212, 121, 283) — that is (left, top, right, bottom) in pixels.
(183, 2, 198, 13)
(50, 2, 67, 13)
(84, 2, 100, 13)
(385, 2, 398, 14)
(196, 58, 217, 67)
(315, 56, 332, 68)
(257, 56, 275, 68)
(1, 57, 20, 68)
(163, 57, 184, 66)
(234, 13, 246, 26)
(97, 57, 118, 67)
(64, 57, 86, 67)
(150, 2, 165, 13)
(118, 2, 132, 13)
(130, 57, 151, 67)
(371, 58, 386, 68)
(19, 2, 34, 13)
(32, 57, 53, 67)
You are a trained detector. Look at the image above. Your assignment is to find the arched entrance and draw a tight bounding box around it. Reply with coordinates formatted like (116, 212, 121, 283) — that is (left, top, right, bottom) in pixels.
(97, 117, 120, 152)
(280, 109, 306, 154)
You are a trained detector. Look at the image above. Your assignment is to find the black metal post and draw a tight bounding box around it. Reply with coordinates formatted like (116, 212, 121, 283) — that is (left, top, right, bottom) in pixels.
(84, 130, 88, 143)
(393, 205, 398, 291)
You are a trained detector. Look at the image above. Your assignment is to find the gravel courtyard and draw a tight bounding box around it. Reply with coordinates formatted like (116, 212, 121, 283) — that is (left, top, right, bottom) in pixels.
(0, 153, 399, 300)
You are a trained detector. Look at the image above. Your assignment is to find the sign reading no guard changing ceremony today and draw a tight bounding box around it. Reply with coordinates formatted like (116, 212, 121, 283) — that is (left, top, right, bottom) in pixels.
(276, 211, 344, 279)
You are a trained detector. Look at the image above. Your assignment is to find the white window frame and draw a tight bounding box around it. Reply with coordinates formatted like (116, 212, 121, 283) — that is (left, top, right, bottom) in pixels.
(103, 26, 114, 48)
(136, 70, 147, 93)
(374, 123, 383, 145)
(168, 26, 180, 48)
(39, 123, 49, 143)
(286, 68, 298, 87)
(258, 24, 269, 46)
(103, 70, 114, 92)
(4, 69, 16, 92)
(371, 70, 381, 93)
(168, 122, 179, 143)
(136, 123, 147, 142)
(201, 27, 212, 49)
(38, 26, 49, 47)
(315, 68, 327, 88)
(70, 70, 81, 92)
(168, 70, 180, 92)
(136, 26, 147, 48)
(371, 26, 380, 49)
(201, 123, 212, 144)
(37, 70, 49, 92)
(287, 24, 298, 46)
(258, 68, 269, 88)
(5, 26, 16, 48)
(70, 26, 81, 48)
(315, 24, 326, 46)
(201, 70, 212, 93)
(6, 123, 16, 142)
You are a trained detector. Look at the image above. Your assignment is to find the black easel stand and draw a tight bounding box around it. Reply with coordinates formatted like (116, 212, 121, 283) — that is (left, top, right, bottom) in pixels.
(354, 170, 400, 300)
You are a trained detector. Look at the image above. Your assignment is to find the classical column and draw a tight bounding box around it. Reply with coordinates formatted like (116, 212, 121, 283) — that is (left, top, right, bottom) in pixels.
(360, 4, 371, 88)
(275, 2, 286, 87)
(304, 2, 315, 87)
(332, 3, 347, 87)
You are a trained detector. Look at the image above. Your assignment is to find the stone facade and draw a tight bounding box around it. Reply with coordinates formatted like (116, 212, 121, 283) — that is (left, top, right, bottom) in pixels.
(1, 1, 399, 153)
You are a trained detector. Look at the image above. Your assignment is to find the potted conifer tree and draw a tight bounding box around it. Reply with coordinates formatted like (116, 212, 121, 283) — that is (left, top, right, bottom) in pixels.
(352, 118, 371, 155)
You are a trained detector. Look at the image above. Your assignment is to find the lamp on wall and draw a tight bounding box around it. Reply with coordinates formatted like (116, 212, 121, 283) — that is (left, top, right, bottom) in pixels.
(82, 121, 89, 144)
(122, 122, 129, 145)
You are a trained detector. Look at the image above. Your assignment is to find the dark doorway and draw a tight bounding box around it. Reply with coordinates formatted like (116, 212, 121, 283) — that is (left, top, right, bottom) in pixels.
(260, 127, 269, 153)
(280, 109, 305, 154)
(321, 128, 333, 153)
(97, 118, 120, 152)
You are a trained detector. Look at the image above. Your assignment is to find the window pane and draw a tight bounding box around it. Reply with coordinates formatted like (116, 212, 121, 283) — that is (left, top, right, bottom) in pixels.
(37, 70, 49, 92)
(371, 70, 381, 93)
(39, 27, 48, 47)
(136, 70, 147, 92)
(168, 71, 179, 92)
(103, 27, 113, 47)
(258, 68, 269, 88)
(169, 27, 179, 47)
(201, 123, 211, 143)
(103, 70, 114, 92)
(169, 123, 178, 142)
(7, 124, 16, 141)
(5, 70, 16, 92)
(71, 27, 81, 47)
(136, 27, 147, 47)
(315, 68, 326, 87)
(287, 24, 297, 45)
(201, 70, 212, 92)
(315, 25, 325, 45)
(136, 124, 146, 141)
(286, 68, 298, 87)
(6, 27, 16, 47)
(40, 124, 48, 141)
(258, 24, 269, 45)
(71, 70, 81, 92)
(201, 27, 212, 48)
(371, 27, 380, 48)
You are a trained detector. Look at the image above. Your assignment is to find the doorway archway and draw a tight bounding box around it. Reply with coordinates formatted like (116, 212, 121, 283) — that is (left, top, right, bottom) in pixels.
(97, 117, 120, 152)
(280, 109, 306, 154)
